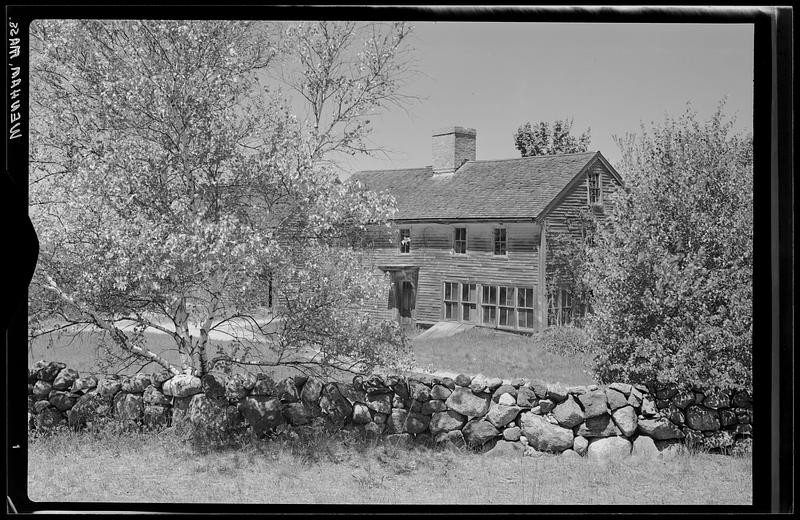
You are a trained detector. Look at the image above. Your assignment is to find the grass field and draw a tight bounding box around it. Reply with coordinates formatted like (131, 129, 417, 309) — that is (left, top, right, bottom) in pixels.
(411, 327, 596, 385)
(27, 428, 752, 505)
(29, 325, 596, 385)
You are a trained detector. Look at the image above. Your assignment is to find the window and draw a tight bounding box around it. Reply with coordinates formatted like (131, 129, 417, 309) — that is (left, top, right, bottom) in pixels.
(443, 282, 458, 320)
(498, 286, 516, 327)
(588, 171, 602, 205)
(481, 285, 497, 325)
(454, 227, 467, 254)
(493, 228, 507, 255)
(517, 287, 535, 329)
(461, 283, 477, 322)
(399, 228, 411, 254)
(548, 287, 573, 326)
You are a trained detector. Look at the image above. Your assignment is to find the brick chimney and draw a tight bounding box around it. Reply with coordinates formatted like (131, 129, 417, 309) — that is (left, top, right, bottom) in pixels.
(432, 126, 476, 175)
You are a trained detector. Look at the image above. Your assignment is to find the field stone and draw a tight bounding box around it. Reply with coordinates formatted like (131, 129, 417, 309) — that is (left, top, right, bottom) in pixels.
(409, 381, 431, 402)
(35, 407, 65, 430)
(606, 388, 628, 411)
(52, 368, 79, 391)
(67, 392, 101, 429)
(575, 413, 620, 438)
(503, 426, 521, 441)
(225, 375, 249, 403)
(121, 373, 152, 393)
(142, 386, 171, 406)
(608, 382, 632, 396)
(462, 419, 500, 448)
(143, 405, 171, 428)
(237, 396, 284, 435)
(201, 373, 228, 398)
(655, 384, 678, 400)
(498, 393, 516, 406)
(422, 399, 447, 414)
(627, 388, 643, 408)
(251, 375, 277, 396)
(162, 375, 202, 398)
(630, 435, 659, 459)
(485, 377, 503, 392)
(561, 449, 582, 460)
(113, 392, 144, 423)
(32, 380, 53, 400)
(38, 361, 67, 383)
(187, 393, 229, 429)
(373, 412, 388, 425)
(392, 394, 406, 409)
(655, 439, 687, 460)
(404, 413, 430, 435)
(469, 374, 487, 393)
(573, 435, 589, 456)
(552, 395, 584, 428)
(611, 405, 638, 437)
(720, 409, 737, 427)
(352, 403, 372, 424)
(70, 376, 98, 394)
(492, 384, 517, 401)
(318, 383, 351, 423)
(529, 379, 548, 399)
(640, 395, 657, 416)
(484, 440, 524, 458)
(671, 391, 695, 409)
(430, 384, 452, 400)
(439, 377, 456, 390)
(364, 421, 383, 439)
(636, 418, 685, 440)
(666, 404, 685, 425)
(519, 412, 574, 453)
(486, 403, 521, 428)
(587, 436, 631, 462)
(703, 390, 730, 410)
(510, 378, 525, 388)
(430, 410, 467, 434)
(445, 386, 491, 417)
(567, 385, 587, 396)
(34, 399, 51, 413)
(545, 383, 568, 403)
(365, 393, 392, 414)
(149, 371, 173, 390)
(387, 408, 408, 434)
(685, 405, 721, 431)
(283, 402, 313, 426)
(516, 387, 537, 408)
(538, 399, 555, 414)
(578, 388, 608, 418)
(301, 377, 323, 406)
(49, 390, 79, 412)
(277, 378, 300, 402)
(455, 374, 471, 387)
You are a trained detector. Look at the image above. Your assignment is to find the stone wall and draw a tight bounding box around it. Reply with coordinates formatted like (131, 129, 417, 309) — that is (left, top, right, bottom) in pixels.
(27, 360, 753, 459)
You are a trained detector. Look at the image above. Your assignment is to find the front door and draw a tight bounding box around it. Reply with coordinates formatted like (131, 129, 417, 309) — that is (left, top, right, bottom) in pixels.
(399, 281, 414, 326)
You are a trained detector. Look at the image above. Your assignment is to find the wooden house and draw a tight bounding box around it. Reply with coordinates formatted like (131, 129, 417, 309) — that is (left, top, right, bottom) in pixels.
(353, 126, 623, 332)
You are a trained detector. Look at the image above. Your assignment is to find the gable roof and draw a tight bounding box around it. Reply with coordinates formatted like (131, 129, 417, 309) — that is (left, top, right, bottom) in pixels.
(353, 151, 616, 222)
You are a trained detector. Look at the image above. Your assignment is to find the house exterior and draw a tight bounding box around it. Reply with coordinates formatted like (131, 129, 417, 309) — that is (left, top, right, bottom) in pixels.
(353, 126, 623, 332)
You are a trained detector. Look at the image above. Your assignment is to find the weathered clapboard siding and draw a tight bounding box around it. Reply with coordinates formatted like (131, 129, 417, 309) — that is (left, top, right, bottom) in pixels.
(367, 222, 541, 325)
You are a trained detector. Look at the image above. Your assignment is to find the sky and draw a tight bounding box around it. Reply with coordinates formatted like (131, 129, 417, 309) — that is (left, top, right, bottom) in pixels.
(337, 22, 754, 175)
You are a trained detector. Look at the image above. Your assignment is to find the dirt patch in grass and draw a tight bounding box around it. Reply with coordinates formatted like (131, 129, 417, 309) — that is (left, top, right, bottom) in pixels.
(27, 429, 751, 505)
(412, 327, 596, 385)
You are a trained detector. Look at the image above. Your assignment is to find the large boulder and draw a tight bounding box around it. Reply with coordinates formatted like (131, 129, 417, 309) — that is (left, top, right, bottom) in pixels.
(503, 426, 521, 442)
(96, 377, 122, 399)
(515, 387, 537, 408)
(445, 386, 492, 417)
(573, 435, 589, 456)
(685, 405, 721, 431)
(32, 380, 53, 400)
(121, 373, 152, 394)
(282, 402, 313, 426)
(277, 377, 300, 403)
(578, 388, 608, 418)
(492, 384, 517, 401)
(113, 392, 144, 423)
(605, 388, 629, 411)
(351, 403, 372, 424)
(37, 361, 67, 383)
(161, 375, 202, 398)
(587, 436, 632, 461)
(545, 383, 568, 403)
(608, 382, 632, 396)
(631, 435, 660, 459)
(430, 410, 467, 435)
(387, 408, 408, 434)
(70, 376, 98, 394)
(149, 371, 173, 390)
(200, 373, 228, 398)
(237, 396, 284, 435)
(319, 383, 353, 423)
(67, 391, 102, 429)
(300, 377, 323, 406)
(611, 406, 638, 437)
(462, 419, 500, 448)
(143, 385, 171, 406)
(48, 390, 79, 412)
(519, 412, 574, 453)
(188, 393, 230, 430)
(365, 392, 392, 414)
(552, 395, 584, 428)
(430, 384, 452, 401)
(529, 379, 548, 399)
(422, 399, 447, 415)
(409, 380, 431, 402)
(575, 413, 621, 438)
(485, 403, 521, 428)
(52, 368, 80, 391)
(636, 418, 685, 440)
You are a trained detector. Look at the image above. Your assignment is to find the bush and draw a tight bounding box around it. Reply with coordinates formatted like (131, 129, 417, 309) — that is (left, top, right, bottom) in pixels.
(585, 102, 752, 392)
(534, 326, 591, 357)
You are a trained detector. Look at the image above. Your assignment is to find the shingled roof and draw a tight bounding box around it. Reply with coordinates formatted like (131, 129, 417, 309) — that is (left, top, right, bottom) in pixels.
(353, 151, 604, 221)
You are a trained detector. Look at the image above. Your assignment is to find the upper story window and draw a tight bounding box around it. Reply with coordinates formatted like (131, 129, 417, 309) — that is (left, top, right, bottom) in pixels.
(454, 227, 467, 254)
(493, 228, 507, 256)
(588, 171, 602, 205)
(399, 228, 411, 254)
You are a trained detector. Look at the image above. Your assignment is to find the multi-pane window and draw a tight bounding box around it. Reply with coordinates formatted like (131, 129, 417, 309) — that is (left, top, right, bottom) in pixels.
(399, 228, 411, 254)
(443, 282, 458, 320)
(517, 287, 535, 329)
(493, 228, 507, 256)
(461, 283, 477, 322)
(481, 285, 497, 325)
(498, 286, 515, 327)
(454, 227, 467, 254)
(588, 171, 601, 205)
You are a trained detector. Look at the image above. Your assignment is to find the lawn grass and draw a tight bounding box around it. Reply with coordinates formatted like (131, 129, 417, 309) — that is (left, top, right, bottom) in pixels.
(27, 428, 752, 505)
(412, 327, 596, 385)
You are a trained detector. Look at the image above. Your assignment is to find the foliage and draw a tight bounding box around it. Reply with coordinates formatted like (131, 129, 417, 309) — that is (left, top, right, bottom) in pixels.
(534, 326, 592, 357)
(513, 118, 591, 157)
(28, 20, 415, 378)
(585, 101, 752, 391)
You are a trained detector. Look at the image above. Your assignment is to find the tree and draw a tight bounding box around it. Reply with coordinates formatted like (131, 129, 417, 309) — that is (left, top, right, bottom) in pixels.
(28, 20, 415, 379)
(513, 118, 591, 157)
(584, 101, 753, 391)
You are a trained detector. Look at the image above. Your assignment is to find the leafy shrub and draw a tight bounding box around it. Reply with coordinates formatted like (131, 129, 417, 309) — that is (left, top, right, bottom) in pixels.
(585, 102, 752, 392)
(534, 326, 592, 357)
